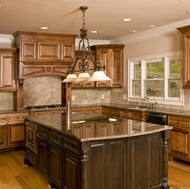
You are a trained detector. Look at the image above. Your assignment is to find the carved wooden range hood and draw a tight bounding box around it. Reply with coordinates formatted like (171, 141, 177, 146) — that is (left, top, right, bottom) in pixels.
(14, 31, 77, 81)
(13, 31, 76, 110)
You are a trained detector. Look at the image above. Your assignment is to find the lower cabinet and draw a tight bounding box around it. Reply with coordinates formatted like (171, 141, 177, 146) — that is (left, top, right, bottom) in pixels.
(0, 124, 7, 148)
(0, 112, 28, 150)
(64, 152, 80, 189)
(168, 115, 190, 162)
(25, 121, 169, 189)
(49, 144, 63, 189)
(38, 137, 48, 176)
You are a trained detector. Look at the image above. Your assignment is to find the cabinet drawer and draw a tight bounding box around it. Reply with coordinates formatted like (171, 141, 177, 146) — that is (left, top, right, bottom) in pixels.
(49, 130, 63, 147)
(168, 115, 190, 127)
(102, 107, 120, 117)
(0, 115, 7, 125)
(38, 126, 48, 139)
(129, 111, 142, 121)
(64, 136, 80, 155)
(8, 113, 29, 124)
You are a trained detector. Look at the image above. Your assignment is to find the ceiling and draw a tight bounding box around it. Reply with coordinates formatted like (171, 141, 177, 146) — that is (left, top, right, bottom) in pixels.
(1, 0, 190, 40)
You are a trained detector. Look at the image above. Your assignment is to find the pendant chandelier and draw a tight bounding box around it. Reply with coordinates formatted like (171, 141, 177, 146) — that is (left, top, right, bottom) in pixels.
(63, 6, 111, 83)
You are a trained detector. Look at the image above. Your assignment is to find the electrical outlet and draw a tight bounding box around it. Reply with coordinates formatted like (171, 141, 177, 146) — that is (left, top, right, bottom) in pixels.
(101, 94, 105, 99)
(72, 95, 75, 101)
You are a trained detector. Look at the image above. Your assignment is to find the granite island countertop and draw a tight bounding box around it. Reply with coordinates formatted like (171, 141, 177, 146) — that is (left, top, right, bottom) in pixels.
(25, 112, 172, 142)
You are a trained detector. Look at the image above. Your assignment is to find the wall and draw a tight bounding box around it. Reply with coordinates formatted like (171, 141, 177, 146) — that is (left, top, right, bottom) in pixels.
(110, 29, 190, 110)
(23, 76, 62, 107)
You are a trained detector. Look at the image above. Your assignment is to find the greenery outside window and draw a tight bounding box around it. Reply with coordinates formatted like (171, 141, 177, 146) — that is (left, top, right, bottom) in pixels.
(128, 51, 183, 105)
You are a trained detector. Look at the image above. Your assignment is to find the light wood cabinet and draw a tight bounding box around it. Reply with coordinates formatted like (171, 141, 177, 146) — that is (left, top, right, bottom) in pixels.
(13, 31, 76, 79)
(120, 109, 142, 121)
(72, 106, 102, 114)
(0, 48, 16, 91)
(72, 51, 96, 89)
(177, 25, 190, 88)
(168, 115, 190, 162)
(90, 44, 124, 88)
(102, 106, 120, 117)
(0, 112, 29, 149)
(30, 109, 65, 116)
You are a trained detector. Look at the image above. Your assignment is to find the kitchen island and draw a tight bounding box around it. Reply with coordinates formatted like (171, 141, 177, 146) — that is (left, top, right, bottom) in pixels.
(24, 112, 172, 189)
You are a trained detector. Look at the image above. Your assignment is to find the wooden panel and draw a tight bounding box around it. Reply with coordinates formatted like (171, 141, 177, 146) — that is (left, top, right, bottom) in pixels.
(64, 153, 80, 189)
(38, 42, 60, 59)
(1, 54, 14, 88)
(61, 44, 75, 61)
(0, 125, 7, 148)
(171, 130, 188, 154)
(112, 48, 123, 87)
(147, 133, 162, 187)
(102, 107, 120, 117)
(38, 138, 48, 176)
(168, 115, 190, 128)
(49, 145, 63, 188)
(129, 136, 146, 189)
(87, 142, 107, 189)
(96, 49, 111, 87)
(9, 124, 25, 143)
(21, 42, 37, 60)
(107, 140, 125, 189)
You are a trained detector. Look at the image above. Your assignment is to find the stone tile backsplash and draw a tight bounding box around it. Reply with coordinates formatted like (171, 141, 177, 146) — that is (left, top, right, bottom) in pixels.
(24, 76, 61, 107)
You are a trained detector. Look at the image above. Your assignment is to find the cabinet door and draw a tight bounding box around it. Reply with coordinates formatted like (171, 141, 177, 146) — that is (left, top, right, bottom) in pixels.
(72, 51, 96, 88)
(169, 128, 190, 160)
(38, 42, 60, 60)
(96, 48, 112, 87)
(0, 52, 15, 91)
(102, 107, 120, 117)
(111, 48, 123, 87)
(49, 144, 63, 189)
(21, 41, 37, 60)
(8, 124, 25, 147)
(0, 124, 7, 149)
(64, 153, 80, 189)
(38, 137, 48, 176)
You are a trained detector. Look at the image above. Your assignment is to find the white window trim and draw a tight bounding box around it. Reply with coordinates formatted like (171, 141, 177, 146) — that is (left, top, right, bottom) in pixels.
(128, 51, 184, 106)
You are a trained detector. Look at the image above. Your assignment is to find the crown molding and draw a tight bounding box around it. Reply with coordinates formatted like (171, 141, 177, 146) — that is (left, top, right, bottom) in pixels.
(111, 18, 190, 44)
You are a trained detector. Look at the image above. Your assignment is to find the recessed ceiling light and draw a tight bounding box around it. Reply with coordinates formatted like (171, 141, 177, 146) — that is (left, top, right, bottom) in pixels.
(149, 25, 156, 28)
(41, 26, 48, 30)
(91, 31, 97, 34)
(122, 18, 131, 22)
(132, 30, 137, 33)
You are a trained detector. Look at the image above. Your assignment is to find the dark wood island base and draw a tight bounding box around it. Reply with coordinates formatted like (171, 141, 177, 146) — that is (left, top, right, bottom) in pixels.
(24, 113, 171, 189)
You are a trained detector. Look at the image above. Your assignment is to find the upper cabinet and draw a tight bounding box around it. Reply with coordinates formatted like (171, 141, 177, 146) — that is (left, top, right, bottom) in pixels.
(13, 31, 76, 79)
(0, 48, 16, 91)
(72, 50, 96, 88)
(90, 44, 124, 88)
(177, 25, 190, 88)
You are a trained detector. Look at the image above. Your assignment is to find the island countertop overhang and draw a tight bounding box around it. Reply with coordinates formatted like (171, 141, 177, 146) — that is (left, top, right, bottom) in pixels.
(24, 112, 172, 142)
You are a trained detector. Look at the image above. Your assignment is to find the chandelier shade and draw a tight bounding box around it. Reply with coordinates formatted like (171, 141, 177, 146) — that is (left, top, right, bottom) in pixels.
(62, 6, 111, 84)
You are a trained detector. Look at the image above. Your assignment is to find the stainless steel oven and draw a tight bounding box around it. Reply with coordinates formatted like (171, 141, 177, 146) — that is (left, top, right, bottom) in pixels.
(25, 121, 38, 154)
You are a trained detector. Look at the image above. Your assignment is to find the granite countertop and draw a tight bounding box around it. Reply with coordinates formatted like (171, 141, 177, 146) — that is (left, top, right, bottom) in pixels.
(71, 103, 190, 116)
(26, 112, 172, 142)
(1, 103, 190, 117)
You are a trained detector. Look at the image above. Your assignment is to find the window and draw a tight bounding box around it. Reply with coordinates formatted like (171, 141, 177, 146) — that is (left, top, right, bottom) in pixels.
(128, 51, 183, 105)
